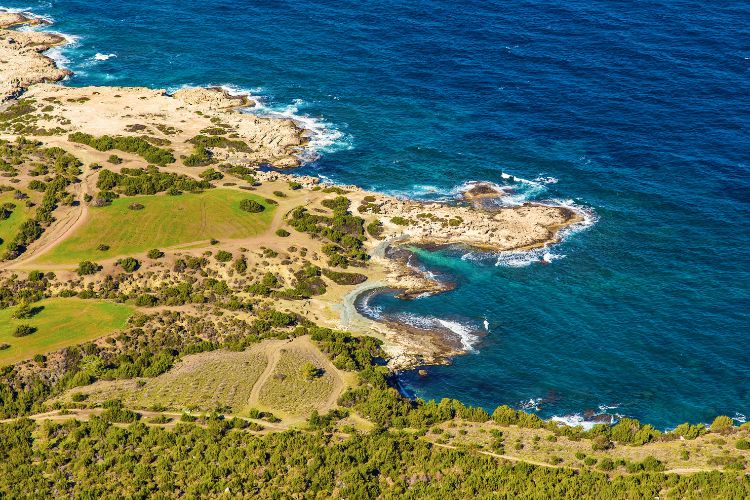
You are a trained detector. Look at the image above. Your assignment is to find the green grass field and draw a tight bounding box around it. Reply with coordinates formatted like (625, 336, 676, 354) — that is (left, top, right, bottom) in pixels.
(38, 189, 275, 264)
(0, 191, 32, 254)
(0, 298, 133, 366)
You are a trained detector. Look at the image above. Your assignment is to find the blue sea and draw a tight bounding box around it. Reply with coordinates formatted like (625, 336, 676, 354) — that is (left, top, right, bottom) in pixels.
(5, 0, 749, 429)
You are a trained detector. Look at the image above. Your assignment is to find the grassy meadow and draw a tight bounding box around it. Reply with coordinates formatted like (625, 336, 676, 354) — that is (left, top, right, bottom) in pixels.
(0, 298, 133, 366)
(38, 189, 275, 264)
(257, 348, 336, 417)
(69, 349, 269, 413)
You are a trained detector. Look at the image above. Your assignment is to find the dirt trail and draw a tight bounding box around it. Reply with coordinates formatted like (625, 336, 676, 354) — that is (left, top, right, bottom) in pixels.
(2, 166, 96, 269)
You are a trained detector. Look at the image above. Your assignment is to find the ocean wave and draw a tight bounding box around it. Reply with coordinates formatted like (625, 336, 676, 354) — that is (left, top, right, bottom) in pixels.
(395, 312, 481, 351)
(243, 94, 353, 162)
(389, 172, 555, 205)
(1, 6, 54, 24)
(93, 52, 116, 61)
(164, 84, 352, 164)
(549, 414, 599, 431)
(43, 32, 79, 70)
(494, 247, 566, 268)
(733, 412, 746, 424)
(518, 398, 543, 411)
(353, 289, 383, 320)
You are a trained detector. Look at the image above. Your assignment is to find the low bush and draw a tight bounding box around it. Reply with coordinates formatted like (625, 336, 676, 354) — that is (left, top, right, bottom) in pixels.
(239, 199, 264, 213)
(13, 324, 36, 337)
(77, 261, 102, 276)
(117, 257, 140, 273)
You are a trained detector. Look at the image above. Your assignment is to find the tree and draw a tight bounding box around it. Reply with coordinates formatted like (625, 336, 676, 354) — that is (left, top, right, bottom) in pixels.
(77, 261, 102, 276)
(13, 324, 36, 337)
(302, 362, 321, 380)
(711, 415, 734, 434)
(239, 199, 264, 213)
(117, 257, 140, 273)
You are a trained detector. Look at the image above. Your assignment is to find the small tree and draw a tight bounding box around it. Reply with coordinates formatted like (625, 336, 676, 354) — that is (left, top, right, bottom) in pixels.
(239, 199, 264, 213)
(77, 261, 102, 276)
(13, 324, 36, 337)
(233, 256, 248, 274)
(12, 302, 34, 319)
(302, 362, 321, 380)
(117, 257, 140, 273)
(711, 415, 734, 434)
(147, 248, 164, 259)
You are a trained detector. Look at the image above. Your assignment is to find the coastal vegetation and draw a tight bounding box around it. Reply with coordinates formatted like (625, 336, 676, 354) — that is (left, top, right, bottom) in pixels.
(68, 132, 175, 165)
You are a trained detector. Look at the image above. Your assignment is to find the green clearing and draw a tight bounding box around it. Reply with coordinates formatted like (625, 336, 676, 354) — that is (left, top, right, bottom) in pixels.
(38, 189, 275, 264)
(69, 349, 268, 413)
(257, 348, 335, 416)
(0, 191, 32, 254)
(0, 298, 133, 366)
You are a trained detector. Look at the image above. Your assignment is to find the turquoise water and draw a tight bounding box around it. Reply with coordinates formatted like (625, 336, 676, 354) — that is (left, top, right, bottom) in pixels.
(4, 0, 749, 428)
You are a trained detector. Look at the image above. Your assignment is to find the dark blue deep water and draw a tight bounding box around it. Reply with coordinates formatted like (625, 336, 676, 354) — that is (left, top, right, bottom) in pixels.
(5, 0, 749, 428)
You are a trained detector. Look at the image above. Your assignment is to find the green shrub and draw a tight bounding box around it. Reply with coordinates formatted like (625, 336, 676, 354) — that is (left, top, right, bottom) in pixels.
(13, 324, 36, 337)
(598, 458, 615, 471)
(322, 268, 368, 285)
(239, 199, 264, 213)
(391, 216, 410, 226)
(77, 261, 102, 276)
(711, 415, 734, 434)
(69, 132, 175, 165)
(215, 250, 232, 262)
(117, 257, 140, 273)
(366, 220, 384, 239)
(275, 228, 290, 237)
(736, 439, 750, 450)
(233, 256, 248, 274)
(147, 248, 164, 259)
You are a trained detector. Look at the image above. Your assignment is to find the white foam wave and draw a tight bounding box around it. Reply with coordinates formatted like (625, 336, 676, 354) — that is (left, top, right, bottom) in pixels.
(436, 319, 477, 351)
(396, 312, 481, 351)
(43, 32, 79, 70)
(495, 247, 566, 268)
(550, 414, 599, 431)
(534, 176, 559, 184)
(1, 7, 54, 25)
(354, 289, 383, 320)
(245, 95, 353, 162)
(519, 398, 543, 411)
(93, 52, 116, 61)
(733, 412, 747, 424)
(598, 403, 620, 412)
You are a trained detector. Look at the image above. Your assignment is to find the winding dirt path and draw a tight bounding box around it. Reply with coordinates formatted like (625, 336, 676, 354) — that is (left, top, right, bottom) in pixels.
(1, 165, 96, 269)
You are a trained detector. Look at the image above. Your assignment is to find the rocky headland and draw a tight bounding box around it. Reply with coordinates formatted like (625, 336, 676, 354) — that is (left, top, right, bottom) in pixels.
(0, 11, 587, 368)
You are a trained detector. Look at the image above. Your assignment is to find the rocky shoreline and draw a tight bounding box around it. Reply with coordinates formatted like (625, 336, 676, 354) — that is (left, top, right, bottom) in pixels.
(0, 10, 589, 371)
